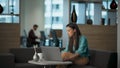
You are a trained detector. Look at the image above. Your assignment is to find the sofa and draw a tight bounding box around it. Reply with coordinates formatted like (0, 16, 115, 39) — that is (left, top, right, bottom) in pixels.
(68, 49, 117, 68)
(0, 47, 117, 68)
(0, 53, 15, 68)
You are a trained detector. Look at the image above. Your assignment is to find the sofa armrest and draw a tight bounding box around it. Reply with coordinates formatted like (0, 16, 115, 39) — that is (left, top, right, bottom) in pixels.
(0, 53, 15, 68)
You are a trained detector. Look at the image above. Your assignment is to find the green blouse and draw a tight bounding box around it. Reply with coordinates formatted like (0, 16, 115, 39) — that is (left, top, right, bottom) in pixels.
(62, 35, 90, 57)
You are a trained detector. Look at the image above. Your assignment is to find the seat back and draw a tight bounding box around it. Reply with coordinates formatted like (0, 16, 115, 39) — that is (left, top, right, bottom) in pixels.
(9, 48, 41, 63)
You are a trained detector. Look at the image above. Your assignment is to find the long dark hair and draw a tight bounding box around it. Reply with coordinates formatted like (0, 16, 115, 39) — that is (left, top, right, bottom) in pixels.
(66, 23, 81, 53)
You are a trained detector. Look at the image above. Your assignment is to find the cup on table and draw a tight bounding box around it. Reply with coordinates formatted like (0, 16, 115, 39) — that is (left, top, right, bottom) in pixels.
(38, 53, 44, 61)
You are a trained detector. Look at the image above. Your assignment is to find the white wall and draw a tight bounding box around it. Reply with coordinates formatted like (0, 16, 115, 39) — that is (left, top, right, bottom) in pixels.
(117, 0, 120, 67)
(62, 0, 70, 47)
(20, 0, 44, 36)
(94, 3, 101, 25)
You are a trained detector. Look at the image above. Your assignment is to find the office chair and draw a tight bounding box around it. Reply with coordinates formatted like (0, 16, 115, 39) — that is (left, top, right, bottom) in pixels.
(40, 31, 46, 46)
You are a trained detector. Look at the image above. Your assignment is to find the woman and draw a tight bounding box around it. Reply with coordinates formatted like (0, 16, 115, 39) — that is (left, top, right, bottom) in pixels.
(62, 23, 90, 65)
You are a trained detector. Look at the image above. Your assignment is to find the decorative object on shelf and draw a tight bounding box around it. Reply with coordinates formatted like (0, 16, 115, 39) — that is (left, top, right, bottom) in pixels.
(87, 19, 93, 25)
(110, 0, 117, 9)
(102, 5, 105, 10)
(108, 18, 110, 25)
(0, 4, 3, 14)
(71, 5, 77, 23)
(33, 45, 39, 62)
(86, 3, 93, 25)
(101, 18, 105, 25)
(10, 0, 14, 14)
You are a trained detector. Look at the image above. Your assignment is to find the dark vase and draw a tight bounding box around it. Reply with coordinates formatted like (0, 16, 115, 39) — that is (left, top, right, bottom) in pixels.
(110, 0, 118, 9)
(87, 19, 93, 25)
(71, 5, 77, 23)
(0, 4, 4, 14)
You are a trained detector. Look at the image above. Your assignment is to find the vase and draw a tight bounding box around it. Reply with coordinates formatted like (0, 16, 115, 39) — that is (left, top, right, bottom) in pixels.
(0, 4, 3, 14)
(71, 5, 77, 23)
(86, 19, 93, 25)
(33, 45, 39, 61)
(101, 18, 105, 25)
(110, 0, 117, 9)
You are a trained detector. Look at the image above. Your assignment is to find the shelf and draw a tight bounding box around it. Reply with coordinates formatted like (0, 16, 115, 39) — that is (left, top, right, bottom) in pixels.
(102, 9, 117, 12)
(108, 9, 117, 12)
(70, 0, 117, 25)
(71, 0, 102, 3)
(0, 14, 19, 16)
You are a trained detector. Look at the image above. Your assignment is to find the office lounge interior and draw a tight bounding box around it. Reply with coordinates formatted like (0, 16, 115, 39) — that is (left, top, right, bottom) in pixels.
(0, 0, 119, 68)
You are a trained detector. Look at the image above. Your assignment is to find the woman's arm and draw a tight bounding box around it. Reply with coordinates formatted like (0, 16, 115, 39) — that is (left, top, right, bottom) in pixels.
(75, 36, 89, 57)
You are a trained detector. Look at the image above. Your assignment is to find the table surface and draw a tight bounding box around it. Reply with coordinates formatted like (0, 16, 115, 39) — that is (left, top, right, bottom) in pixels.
(28, 60, 72, 65)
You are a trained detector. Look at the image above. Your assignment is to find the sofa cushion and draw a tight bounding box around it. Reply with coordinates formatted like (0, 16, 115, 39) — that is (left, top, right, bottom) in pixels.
(107, 52, 117, 68)
(67, 64, 96, 68)
(89, 49, 96, 65)
(92, 50, 111, 68)
(9, 48, 41, 63)
(0, 53, 15, 68)
(80, 66, 96, 68)
(15, 63, 43, 68)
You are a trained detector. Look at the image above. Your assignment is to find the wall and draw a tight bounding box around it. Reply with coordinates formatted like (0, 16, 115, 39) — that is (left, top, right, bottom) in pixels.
(0, 24, 20, 53)
(20, 0, 45, 36)
(63, 0, 70, 47)
(78, 25, 117, 51)
(117, 0, 120, 67)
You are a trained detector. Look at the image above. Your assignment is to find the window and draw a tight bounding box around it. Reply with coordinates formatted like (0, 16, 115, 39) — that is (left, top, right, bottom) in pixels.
(52, 4, 59, 10)
(71, 3, 94, 24)
(44, 0, 63, 29)
(52, 17, 60, 23)
(0, 0, 19, 23)
(56, 4, 59, 9)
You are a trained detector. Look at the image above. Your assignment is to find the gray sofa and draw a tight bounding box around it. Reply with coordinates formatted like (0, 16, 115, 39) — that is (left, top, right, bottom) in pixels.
(68, 49, 117, 68)
(0, 53, 15, 68)
(9, 48, 43, 68)
(0, 47, 117, 68)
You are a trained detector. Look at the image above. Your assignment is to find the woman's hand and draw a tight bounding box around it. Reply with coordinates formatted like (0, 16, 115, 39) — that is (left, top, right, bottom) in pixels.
(63, 56, 74, 61)
(64, 54, 79, 61)
(63, 57, 70, 61)
(62, 52, 79, 61)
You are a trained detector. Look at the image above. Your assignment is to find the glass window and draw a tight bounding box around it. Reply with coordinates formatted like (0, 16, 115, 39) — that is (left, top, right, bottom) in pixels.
(44, 0, 63, 29)
(71, 3, 94, 24)
(0, 0, 19, 23)
(56, 4, 59, 9)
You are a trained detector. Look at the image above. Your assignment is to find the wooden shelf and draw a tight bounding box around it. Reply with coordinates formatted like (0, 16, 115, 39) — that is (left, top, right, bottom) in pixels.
(102, 9, 117, 12)
(108, 9, 117, 12)
(71, 0, 102, 3)
(0, 14, 19, 16)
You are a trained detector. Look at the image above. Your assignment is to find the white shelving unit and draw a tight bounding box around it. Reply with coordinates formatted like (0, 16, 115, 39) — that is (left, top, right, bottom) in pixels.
(0, 0, 20, 23)
(69, 0, 117, 25)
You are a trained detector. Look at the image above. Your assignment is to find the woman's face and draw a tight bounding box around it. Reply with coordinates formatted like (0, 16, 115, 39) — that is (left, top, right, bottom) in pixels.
(66, 26, 75, 37)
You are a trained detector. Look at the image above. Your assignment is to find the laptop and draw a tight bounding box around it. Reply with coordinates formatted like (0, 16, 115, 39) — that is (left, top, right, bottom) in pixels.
(40, 46, 72, 63)
(41, 46, 63, 61)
